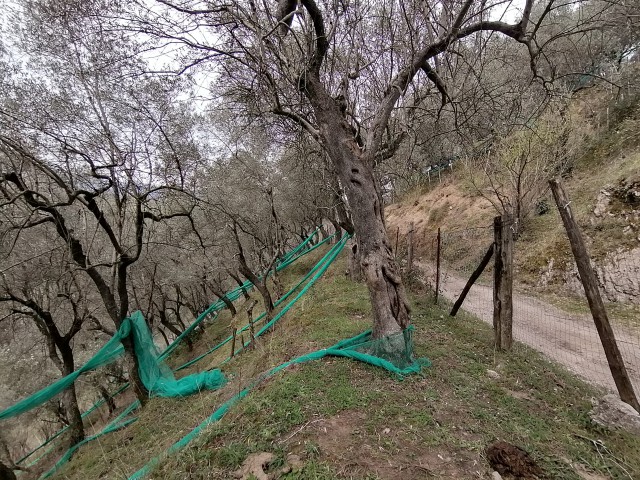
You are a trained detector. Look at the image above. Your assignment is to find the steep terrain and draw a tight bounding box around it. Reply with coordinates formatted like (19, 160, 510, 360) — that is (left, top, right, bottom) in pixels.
(7, 89, 640, 480)
(38, 246, 640, 480)
(386, 94, 640, 304)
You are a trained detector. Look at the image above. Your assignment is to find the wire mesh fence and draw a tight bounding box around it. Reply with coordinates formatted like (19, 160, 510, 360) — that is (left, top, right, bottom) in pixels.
(419, 220, 640, 396)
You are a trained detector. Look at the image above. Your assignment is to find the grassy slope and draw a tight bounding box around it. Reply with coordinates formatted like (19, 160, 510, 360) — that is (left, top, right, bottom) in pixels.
(51, 246, 640, 480)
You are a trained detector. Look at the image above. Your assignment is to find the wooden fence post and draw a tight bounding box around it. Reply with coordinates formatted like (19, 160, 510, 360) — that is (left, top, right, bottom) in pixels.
(435, 227, 441, 304)
(550, 178, 640, 412)
(407, 222, 414, 273)
(450, 243, 494, 317)
(493, 215, 513, 350)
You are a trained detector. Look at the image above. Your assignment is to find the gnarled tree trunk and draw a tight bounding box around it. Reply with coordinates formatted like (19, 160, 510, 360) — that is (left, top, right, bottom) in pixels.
(305, 77, 410, 339)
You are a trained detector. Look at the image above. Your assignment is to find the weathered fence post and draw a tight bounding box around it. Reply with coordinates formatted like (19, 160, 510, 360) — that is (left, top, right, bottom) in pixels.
(450, 243, 494, 317)
(550, 178, 640, 412)
(493, 215, 513, 350)
(407, 222, 415, 273)
(435, 227, 441, 304)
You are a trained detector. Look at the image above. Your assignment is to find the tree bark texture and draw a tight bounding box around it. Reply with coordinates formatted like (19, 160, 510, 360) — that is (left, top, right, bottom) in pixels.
(305, 77, 410, 338)
(60, 347, 85, 447)
(227, 270, 251, 301)
(347, 238, 362, 282)
(407, 222, 415, 273)
(120, 335, 148, 406)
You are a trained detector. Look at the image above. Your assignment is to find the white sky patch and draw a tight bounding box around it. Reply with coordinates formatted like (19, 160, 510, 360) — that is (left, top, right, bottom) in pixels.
(489, 0, 528, 23)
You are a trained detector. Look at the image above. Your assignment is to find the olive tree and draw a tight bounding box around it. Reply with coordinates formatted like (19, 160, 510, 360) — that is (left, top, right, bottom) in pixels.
(129, 0, 629, 342)
(0, 6, 203, 403)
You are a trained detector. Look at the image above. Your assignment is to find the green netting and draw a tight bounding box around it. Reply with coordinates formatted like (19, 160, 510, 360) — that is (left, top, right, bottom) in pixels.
(39, 401, 141, 479)
(13, 228, 430, 480)
(128, 328, 430, 480)
(338, 327, 422, 372)
(10, 228, 328, 471)
(0, 327, 128, 421)
(15, 383, 130, 466)
(0, 313, 226, 422)
(36, 234, 343, 478)
(129, 311, 226, 396)
(175, 234, 346, 372)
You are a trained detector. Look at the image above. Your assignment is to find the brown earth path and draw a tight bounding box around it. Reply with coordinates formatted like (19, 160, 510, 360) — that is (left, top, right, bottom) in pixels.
(418, 261, 640, 393)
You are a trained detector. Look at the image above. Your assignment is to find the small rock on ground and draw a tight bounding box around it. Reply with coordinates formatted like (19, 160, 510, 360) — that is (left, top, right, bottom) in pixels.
(232, 452, 274, 480)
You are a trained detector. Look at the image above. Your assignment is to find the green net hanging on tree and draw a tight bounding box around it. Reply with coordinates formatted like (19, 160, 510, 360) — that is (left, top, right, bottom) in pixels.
(0, 312, 226, 421)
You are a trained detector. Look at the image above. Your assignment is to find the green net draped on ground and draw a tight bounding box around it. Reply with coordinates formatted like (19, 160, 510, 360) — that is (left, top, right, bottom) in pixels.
(128, 327, 430, 480)
(3, 229, 432, 480)
(130, 311, 226, 396)
(36, 234, 348, 479)
(0, 312, 226, 421)
(10, 229, 326, 466)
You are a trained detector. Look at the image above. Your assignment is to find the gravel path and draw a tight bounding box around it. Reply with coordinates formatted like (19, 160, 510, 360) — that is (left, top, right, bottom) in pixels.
(419, 262, 640, 392)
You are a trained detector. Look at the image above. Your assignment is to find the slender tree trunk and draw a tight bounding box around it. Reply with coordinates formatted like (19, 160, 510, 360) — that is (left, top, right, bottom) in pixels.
(158, 326, 170, 347)
(306, 77, 410, 339)
(319, 223, 329, 240)
(170, 307, 193, 350)
(236, 262, 273, 319)
(158, 307, 192, 351)
(173, 305, 188, 330)
(250, 277, 274, 319)
(112, 272, 150, 405)
(232, 224, 275, 319)
(120, 336, 148, 406)
(329, 218, 342, 242)
(59, 347, 84, 448)
(227, 269, 251, 301)
(98, 386, 117, 417)
(212, 290, 237, 317)
(85, 270, 149, 405)
(272, 270, 284, 301)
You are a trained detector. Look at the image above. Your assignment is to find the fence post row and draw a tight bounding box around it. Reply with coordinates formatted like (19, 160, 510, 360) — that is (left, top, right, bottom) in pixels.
(493, 214, 514, 351)
(549, 178, 640, 412)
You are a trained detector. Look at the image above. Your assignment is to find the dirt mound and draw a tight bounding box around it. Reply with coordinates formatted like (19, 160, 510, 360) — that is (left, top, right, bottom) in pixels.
(386, 180, 493, 258)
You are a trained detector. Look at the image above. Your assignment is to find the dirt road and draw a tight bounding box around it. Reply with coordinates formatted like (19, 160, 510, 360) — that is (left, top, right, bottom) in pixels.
(419, 262, 640, 393)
